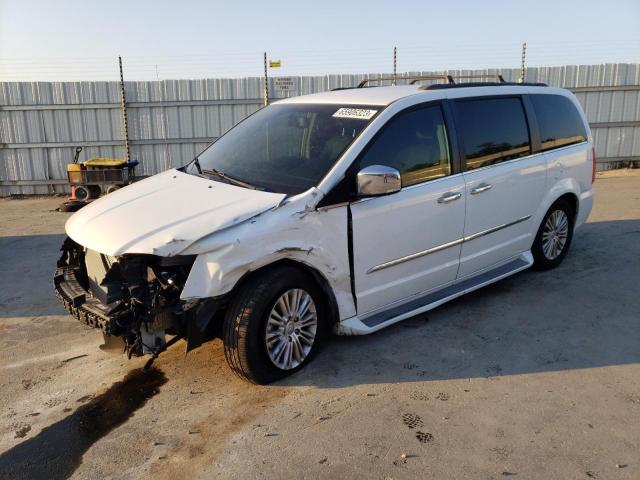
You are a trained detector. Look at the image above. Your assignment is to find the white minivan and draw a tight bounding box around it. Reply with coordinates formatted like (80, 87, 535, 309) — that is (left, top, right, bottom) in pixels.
(55, 78, 595, 383)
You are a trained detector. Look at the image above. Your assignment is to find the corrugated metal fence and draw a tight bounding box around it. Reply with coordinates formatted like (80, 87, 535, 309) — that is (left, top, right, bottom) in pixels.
(1, 63, 639, 196)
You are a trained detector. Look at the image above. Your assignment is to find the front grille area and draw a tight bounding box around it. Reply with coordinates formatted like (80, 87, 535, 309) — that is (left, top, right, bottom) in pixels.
(54, 237, 198, 358)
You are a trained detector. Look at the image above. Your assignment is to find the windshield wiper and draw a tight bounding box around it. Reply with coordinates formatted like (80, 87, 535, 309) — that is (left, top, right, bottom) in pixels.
(201, 168, 259, 190)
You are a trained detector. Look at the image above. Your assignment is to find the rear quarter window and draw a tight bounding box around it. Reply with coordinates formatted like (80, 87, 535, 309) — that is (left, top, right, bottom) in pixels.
(455, 97, 531, 171)
(530, 94, 588, 151)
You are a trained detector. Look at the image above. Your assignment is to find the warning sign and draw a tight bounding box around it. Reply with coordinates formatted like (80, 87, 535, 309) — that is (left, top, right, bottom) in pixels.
(274, 77, 296, 91)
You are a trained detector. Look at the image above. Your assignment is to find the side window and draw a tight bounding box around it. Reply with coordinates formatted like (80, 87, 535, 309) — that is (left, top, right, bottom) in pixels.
(358, 105, 451, 187)
(531, 94, 588, 151)
(456, 97, 531, 170)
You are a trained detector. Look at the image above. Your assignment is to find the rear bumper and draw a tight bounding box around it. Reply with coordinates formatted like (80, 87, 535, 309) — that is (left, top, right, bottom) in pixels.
(54, 265, 118, 333)
(576, 189, 594, 229)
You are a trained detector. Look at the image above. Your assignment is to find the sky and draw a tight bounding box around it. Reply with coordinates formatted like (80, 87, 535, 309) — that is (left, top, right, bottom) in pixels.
(1, 0, 639, 81)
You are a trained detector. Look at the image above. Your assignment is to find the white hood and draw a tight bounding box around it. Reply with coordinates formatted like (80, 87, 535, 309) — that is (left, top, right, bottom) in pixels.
(65, 169, 286, 256)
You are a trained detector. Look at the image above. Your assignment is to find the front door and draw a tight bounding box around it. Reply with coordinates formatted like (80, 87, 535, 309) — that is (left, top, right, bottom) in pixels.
(350, 103, 466, 315)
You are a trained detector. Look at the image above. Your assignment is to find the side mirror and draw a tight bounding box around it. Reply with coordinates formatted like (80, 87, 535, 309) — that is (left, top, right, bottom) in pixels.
(356, 165, 401, 197)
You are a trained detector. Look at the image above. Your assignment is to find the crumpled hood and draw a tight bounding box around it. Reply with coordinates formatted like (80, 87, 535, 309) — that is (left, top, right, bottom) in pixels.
(65, 169, 286, 256)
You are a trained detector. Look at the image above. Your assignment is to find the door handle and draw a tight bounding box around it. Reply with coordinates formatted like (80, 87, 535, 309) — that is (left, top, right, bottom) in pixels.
(470, 183, 493, 195)
(437, 192, 462, 204)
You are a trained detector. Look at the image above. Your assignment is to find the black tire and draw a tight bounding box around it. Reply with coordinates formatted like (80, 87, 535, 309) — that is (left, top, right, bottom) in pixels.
(532, 198, 575, 270)
(75, 185, 90, 201)
(88, 185, 102, 199)
(222, 266, 327, 384)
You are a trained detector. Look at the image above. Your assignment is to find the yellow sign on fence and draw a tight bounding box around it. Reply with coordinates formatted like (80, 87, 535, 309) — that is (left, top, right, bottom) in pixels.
(269, 60, 282, 68)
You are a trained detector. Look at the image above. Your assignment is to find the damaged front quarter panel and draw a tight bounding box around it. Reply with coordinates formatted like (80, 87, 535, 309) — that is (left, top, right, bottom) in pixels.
(180, 188, 356, 320)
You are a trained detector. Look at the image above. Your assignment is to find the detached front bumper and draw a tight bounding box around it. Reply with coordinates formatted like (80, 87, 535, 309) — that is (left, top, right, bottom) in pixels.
(54, 265, 119, 333)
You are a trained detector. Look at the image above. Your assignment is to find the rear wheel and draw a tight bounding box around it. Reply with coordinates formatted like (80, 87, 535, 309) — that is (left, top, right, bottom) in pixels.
(222, 266, 326, 384)
(532, 198, 574, 270)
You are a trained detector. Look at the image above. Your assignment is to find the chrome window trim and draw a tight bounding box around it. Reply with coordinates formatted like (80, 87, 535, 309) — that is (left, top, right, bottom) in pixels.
(367, 215, 531, 274)
(461, 140, 589, 175)
(462, 150, 543, 174)
(401, 171, 463, 192)
(536, 140, 590, 155)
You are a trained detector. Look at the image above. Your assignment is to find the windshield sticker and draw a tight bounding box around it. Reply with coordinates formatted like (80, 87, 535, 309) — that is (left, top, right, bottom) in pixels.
(333, 108, 378, 120)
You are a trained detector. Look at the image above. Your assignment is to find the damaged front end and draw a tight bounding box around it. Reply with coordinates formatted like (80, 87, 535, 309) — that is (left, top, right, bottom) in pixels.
(54, 237, 220, 364)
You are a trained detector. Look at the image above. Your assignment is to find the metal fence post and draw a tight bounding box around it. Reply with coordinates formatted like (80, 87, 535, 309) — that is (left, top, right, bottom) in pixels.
(263, 52, 269, 106)
(518, 42, 527, 83)
(118, 56, 131, 161)
(393, 47, 397, 86)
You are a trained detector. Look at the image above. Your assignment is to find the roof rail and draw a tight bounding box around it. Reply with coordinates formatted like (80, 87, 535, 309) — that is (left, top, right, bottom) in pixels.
(422, 81, 548, 90)
(357, 73, 509, 88)
(409, 75, 455, 85)
(357, 75, 453, 88)
(349, 73, 547, 91)
(451, 74, 507, 83)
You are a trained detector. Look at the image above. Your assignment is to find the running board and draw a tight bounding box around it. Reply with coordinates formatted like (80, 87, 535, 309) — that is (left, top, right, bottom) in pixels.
(337, 254, 532, 335)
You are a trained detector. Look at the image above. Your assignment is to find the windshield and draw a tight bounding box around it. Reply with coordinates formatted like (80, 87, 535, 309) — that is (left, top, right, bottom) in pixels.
(188, 104, 380, 194)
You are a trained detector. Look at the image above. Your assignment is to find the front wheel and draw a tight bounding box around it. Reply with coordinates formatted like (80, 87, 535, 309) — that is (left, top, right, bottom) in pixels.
(532, 198, 575, 270)
(222, 266, 326, 384)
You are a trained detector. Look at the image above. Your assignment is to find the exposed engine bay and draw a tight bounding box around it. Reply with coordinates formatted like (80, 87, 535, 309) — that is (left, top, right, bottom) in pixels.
(54, 237, 221, 366)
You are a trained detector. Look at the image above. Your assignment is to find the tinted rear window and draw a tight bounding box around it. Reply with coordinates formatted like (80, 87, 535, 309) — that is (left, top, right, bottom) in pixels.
(456, 97, 531, 170)
(531, 94, 587, 151)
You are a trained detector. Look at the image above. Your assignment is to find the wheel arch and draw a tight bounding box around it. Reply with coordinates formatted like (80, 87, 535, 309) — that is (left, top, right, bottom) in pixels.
(230, 258, 341, 329)
(555, 191, 579, 221)
(532, 178, 581, 236)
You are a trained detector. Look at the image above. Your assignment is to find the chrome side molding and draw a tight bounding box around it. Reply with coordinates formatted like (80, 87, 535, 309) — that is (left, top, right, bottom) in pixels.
(367, 215, 531, 274)
(367, 238, 464, 273)
(463, 215, 531, 242)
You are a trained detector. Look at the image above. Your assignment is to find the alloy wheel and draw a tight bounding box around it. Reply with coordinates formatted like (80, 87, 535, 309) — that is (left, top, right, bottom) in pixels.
(265, 289, 318, 370)
(542, 210, 569, 260)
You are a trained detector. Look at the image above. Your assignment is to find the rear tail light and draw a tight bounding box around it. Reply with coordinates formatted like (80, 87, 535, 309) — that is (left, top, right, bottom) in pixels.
(591, 147, 597, 183)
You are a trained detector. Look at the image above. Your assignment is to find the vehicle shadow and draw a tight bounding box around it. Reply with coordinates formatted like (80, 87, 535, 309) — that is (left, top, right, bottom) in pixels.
(2, 219, 639, 387)
(280, 218, 640, 388)
(0, 234, 67, 318)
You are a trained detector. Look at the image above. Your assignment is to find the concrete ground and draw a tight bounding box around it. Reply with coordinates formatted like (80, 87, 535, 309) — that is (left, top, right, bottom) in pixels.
(0, 171, 639, 480)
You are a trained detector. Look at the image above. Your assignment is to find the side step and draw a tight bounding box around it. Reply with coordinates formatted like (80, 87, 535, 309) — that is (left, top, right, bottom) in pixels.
(338, 254, 532, 335)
